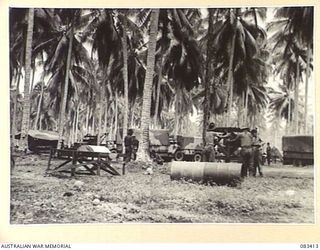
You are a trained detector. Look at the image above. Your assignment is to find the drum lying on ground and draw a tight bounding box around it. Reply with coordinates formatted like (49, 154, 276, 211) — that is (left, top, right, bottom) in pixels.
(170, 161, 242, 184)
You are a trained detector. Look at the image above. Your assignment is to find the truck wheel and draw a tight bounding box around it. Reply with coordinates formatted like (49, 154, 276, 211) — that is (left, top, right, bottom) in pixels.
(174, 150, 184, 161)
(194, 153, 202, 162)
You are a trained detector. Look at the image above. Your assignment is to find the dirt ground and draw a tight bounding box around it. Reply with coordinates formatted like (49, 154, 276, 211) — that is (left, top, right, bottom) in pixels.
(10, 153, 314, 224)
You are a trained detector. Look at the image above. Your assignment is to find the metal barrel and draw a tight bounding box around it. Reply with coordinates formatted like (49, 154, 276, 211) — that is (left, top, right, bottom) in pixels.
(170, 161, 242, 184)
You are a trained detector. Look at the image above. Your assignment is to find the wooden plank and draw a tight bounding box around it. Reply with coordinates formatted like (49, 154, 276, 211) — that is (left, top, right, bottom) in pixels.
(47, 148, 53, 171)
(52, 159, 72, 171)
(100, 162, 120, 176)
(100, 166, 120, 176)
(82, 165, 97, 175)
(71, 151, 76, 177)
(97, 154, 101, 176)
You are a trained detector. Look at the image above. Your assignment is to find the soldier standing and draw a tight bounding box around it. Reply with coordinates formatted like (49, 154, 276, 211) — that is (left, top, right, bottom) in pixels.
(124, 129, 134, 163)
(202, 142, 215, 162)
(251, 129, 263, 177)
(202, 133, 215, 162)
(131, 135, 139, 161)
(266, 142, 272, 165)
(230, 128, 254, 177)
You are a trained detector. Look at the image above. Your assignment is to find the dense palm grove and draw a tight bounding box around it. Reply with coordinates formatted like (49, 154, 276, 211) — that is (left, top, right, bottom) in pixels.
(9, 7, 313, 160)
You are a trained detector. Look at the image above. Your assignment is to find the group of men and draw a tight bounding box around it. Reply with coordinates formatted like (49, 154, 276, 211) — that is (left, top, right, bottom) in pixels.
(236, 128, 264, 177)
(203, 127, 266, 178)
(124, 127, 270, 178)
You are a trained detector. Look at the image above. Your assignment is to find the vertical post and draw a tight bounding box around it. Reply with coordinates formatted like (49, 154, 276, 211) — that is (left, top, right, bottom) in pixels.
(97, 153, 101, 176)
(71, 150, 76, 177)
(122, 162, 125, 175)
(47, 148, 53, 171)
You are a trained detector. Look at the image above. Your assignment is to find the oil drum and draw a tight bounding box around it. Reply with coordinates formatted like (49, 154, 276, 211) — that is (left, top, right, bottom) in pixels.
(170, 161, 242, 184)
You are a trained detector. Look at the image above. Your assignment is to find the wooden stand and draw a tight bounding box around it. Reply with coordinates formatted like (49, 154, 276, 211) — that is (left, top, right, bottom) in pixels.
(46, 149, 120, 177)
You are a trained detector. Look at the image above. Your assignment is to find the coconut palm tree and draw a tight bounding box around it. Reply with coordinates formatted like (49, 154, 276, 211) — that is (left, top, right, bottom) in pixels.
(268, 7, 313, 134)
(138, 9, 202, 134)
(273, 7, 313, 133)
(19, 8, 34, 151)
(10, 8, 57, 148)
(213, 8, 267, 127)
(269, 84, 295, 134)
(138, 9, 160, 161)
(39, 9, 95, 148)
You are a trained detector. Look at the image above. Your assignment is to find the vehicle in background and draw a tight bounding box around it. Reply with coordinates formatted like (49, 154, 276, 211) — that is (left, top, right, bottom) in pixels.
(14, 130, 59, 152)
(170, 135, 203, 161)
(282, 135, 314, 166)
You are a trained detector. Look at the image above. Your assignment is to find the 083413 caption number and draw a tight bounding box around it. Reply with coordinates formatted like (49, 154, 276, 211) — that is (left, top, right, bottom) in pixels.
(300, 244, 319, 248)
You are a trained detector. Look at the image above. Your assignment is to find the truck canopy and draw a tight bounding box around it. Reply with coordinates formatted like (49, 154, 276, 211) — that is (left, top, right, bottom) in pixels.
(282, 135, 313, 153)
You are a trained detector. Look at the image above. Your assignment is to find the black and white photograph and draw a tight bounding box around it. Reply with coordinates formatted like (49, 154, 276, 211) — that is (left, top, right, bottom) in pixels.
(9, 6, 315, 225)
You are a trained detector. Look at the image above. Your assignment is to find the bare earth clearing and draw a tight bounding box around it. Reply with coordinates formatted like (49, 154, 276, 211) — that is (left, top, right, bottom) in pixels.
(10, 154, 314, 224)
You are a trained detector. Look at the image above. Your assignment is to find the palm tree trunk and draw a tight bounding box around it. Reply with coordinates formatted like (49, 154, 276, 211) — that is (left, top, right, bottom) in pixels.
(30, 66, 35, 94)
(294, 55, 300, 134)
(137, 9, 159, 161)
(103, 98, 108, 134)
(154, 55, 164, 129)
(109, 102, 114, 140)
(130, 102, 135, 128)
(85, 107, 90, 135)
(202, 8, 214, 146)
(11, 53, 23, 146)
(92, 116, 95, 135)
(57, 23, 74, 149)
(244, 85, 249, 127)
(174, 84, 180, 135)
(241, 91, 245, 126)
(39, 115, 43, 130)
(72, 110, 76, 145)
(121, 19, 129, 153)
(226, 9, 237, 127)
(304, 43, 311, 134)
(34, 71, 45, 130)
(30, 62, 36, 93)
(97, 86, 104, 145)
(75, 104, 79, 142)
(113, 92, 118, 140)
(19, 8, 34, 151)
(288, 95, 292, 134)
(237, 98, 242, 127)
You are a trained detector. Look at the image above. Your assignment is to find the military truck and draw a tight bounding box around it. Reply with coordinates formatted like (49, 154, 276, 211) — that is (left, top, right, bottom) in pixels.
(170, 135, 203, 161)
(115, 129, 174, 160)
(282, 135, 314, 165)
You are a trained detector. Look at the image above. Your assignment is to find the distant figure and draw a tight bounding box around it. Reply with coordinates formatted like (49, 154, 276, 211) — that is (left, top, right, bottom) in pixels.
(131, 135, 139, 161)
(124, 129, 134, 163)
(60, 139, 65, 149)
(202, 142, 215, 162)
(251, 129, 263, 177)
(266, 142, 272, 166)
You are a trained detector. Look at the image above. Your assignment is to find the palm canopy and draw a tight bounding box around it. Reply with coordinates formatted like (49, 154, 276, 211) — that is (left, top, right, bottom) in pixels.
(36, 9, 95, 117)
(9, 8, 58, 84)
(138, 8, 203, 91)
(267, 14, 312, 89)
(268, 84, 294, 120)
(274, 7, 313, 46)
